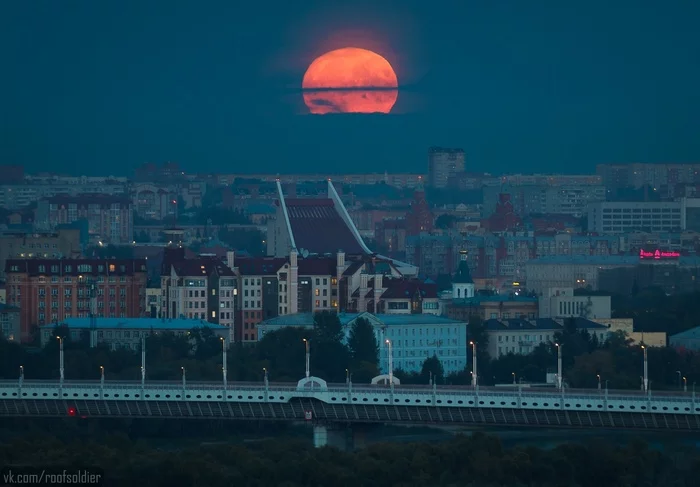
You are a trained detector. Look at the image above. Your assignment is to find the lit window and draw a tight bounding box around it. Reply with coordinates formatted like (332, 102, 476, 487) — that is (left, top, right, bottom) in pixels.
(211, 311, 216, 318)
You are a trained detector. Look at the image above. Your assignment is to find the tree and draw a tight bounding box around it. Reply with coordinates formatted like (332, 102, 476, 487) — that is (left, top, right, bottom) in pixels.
(313, 312, 343, 344)
(190, 326, 223, 360)
(420, 354, 444, 383)
(348, 318, 378, 366)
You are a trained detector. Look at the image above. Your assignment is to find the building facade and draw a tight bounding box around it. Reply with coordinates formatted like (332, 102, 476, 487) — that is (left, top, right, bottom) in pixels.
(39, 317, 228, 350)
(0, 304, 20, 342)
(587, 201, 685, 234)
(0, 228, 82, 278)
(36, 194, 134, 244)
(428, 147, 465, 189)
(257, 311, 468, 375)
(4, 258, 148, 342)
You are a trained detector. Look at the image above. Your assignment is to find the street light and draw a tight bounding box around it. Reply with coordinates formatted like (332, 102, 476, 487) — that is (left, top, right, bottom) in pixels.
(220, 337, 227, 389)
(676, 370, 682, 390)
(597, 374, 601, 391)
(263, 367, 269, 388)
(555, 343, 562, 390)
(57, 336, 64, 386)
(19, 365, 24, 388)
(100, 365, 105, 389)
(140, 336, 146, 390)
(346, 368, 349, 385)
(641, 345, 648, 392)
(512, 372, 516, 385)
(385, 339, 394, 386)
(181, 366, 186, 390)
(469, 341, 477, 387)
(683, 376, 688, 393)
(303, 338, 310, 378)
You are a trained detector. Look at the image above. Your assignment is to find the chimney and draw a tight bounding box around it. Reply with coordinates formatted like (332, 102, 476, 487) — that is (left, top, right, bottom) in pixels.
(226, 250, 235, 269)
(290, 248, 298, 268)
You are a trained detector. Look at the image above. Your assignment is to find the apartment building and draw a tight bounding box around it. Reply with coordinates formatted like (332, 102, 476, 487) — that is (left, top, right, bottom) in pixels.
(160, 250, 237, 339)
(0, 228, 82, 278)
(587, 201, 685, 234)
(131, 183, 178, 220)
(0, 178, 126, 210)
(36, 194, 134, 244)
(428, 147, 465, 189)
(4, 258, 148, 342)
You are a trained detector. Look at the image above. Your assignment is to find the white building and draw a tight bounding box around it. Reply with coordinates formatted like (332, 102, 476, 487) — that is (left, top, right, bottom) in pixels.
(587, 201, 684, 234)
(538, 288, 611, 320)
(257, 311, 468, 375)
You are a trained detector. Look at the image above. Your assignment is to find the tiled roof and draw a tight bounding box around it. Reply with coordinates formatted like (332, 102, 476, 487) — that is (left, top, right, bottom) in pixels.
(381, 279, 438, 299)
(483, 317, 608, 332)
(6, 259, 147, 276)
(46, 317, 227, 330)
(169, 256, 235, 277)
(285, 198, 366, 255)
(236, 257, 287, 276)
(452, 295, 538, 306)
(298, 256, 336, 276)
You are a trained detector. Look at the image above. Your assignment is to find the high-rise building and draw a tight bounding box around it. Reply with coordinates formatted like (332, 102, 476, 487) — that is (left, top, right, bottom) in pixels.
(428, 147, 465, 189)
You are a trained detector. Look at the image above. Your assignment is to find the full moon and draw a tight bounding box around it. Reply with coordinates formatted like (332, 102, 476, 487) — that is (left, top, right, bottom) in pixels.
(302, 47, 399, 114)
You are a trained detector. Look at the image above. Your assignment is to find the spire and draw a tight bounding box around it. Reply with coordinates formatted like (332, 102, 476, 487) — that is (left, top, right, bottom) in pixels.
(453, 250, 473, 284)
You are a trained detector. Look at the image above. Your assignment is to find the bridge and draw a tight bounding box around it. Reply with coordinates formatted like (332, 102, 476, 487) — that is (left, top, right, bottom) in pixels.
(2, 376, 699, 448)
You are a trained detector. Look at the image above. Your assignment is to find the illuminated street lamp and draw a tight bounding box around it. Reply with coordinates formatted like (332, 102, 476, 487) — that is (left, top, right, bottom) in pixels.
(385, 339, 394, 386)
(597, 374, 601, 391)
(220, 337, 227, 389)
(57, 336, 64, 387)
(469, 341, 477, 387)
(555, 343, 562, 390)
(303, 338, 310, 378)
(641, 345, 648, 393)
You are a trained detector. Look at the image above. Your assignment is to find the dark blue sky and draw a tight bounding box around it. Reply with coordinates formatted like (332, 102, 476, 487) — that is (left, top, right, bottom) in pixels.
(1, 1, 698, 176)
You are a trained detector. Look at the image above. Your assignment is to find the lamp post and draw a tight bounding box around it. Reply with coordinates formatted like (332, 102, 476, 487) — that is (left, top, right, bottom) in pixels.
(641, 345, 648, 393)
(597, 374, 601, 391)
(555, 343, 562, 390)
(263, 367, 269, 389)
(385, 339, 394, 386)
(303, 338, 310, 379)
(19, 365, 24, 390)
(676, 370, 682, 390)
(100, 365, 104, 388)
(140, 336, 146, 391)
(57, 336, 64, 387)
(512, 372, 516, 386)
(181, 366, 186, 391)
(221, 337, 228, 390)
(683, 376, 688, 393)
(346, 368, 349, 385)
(470, 341, 477, 387)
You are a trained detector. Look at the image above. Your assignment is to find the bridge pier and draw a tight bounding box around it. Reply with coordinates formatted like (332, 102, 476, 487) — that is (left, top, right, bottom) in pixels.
(312, 423, 372, 450)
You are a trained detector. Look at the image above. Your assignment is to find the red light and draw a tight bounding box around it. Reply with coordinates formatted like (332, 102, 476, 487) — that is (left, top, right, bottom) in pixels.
(67, 407, 76, 417)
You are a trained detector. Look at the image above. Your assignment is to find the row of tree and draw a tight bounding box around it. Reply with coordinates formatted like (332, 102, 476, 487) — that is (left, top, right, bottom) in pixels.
(3, 311, 700, 390)
(1, 430, 698, 486)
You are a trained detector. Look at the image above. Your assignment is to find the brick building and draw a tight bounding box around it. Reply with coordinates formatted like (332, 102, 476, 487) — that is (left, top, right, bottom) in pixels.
(4, 258, 148, 342)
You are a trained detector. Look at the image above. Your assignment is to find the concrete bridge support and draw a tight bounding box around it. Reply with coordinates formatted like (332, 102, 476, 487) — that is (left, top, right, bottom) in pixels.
(312, 423, 372, 450)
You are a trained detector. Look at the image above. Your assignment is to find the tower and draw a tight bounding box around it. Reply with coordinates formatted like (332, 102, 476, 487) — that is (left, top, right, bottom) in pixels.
(452, 250, 475, 299)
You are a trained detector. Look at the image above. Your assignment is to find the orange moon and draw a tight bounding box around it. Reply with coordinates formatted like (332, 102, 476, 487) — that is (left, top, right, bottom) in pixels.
(302, 47, 399, 114)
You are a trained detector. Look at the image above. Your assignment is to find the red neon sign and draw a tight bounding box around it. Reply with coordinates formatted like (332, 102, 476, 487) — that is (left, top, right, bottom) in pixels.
(639, 249, 680, 260)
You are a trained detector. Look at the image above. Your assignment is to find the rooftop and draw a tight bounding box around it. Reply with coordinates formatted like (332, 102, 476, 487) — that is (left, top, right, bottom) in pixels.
(484, 317, 608, 332)
(285, 198, 366, 255)
(259, 312, 464, 328)
(452, 295, 538, 305)
(43, 317, 228, 330)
